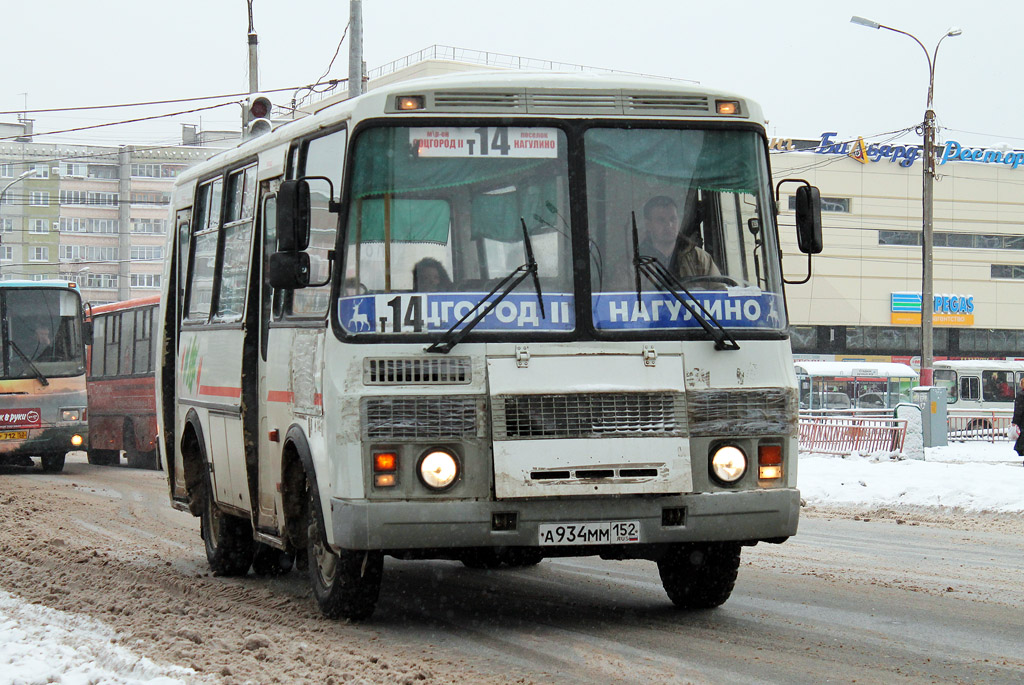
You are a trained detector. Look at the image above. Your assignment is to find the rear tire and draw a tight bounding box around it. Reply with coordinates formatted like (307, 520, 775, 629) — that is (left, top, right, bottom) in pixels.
(87, 449, 119, 466)
(124, 426, 158, 470)
(658, 542, 741, 609)
(40, 452, 66, 473)
(200, 473, 254, 576)
(306, 486, 382, 620)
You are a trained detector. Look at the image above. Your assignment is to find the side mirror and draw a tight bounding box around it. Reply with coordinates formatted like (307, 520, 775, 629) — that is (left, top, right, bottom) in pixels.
(277, 179, 311, 251)
(268, 251, 311, 289)
(794, 185, 823, 254)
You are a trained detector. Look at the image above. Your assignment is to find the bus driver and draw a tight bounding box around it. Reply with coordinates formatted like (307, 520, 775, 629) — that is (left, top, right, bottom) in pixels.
(640, 195, 720, 281)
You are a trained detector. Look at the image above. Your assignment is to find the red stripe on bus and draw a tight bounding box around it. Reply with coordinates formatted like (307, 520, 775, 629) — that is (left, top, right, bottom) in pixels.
(314, 394, 323, 406)
(267, 390, 293, 403)
(199, 385, 242, 398)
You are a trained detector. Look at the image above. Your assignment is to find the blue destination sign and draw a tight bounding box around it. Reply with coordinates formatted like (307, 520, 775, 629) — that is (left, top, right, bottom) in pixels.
(338, 292, 575, 334)
(592, 291, 785, 331)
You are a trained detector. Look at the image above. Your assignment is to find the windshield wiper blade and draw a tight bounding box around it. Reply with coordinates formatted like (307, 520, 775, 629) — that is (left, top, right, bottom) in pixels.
(631, 212, 739, 351)
(426, 219, 545, 355)
(9, 341, 49, 386)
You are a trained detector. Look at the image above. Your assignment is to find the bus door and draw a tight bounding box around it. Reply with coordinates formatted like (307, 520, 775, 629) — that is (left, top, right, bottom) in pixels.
(180, 165, 257, 512)
(256, 129, 345, 533)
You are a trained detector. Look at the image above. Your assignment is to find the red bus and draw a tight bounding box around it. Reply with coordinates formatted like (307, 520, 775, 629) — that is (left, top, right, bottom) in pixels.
(86, 295, 160, 469)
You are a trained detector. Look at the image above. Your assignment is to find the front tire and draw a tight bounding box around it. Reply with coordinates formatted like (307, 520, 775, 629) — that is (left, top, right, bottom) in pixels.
(40, 452, 66, 473)
(306, 486, 382, 620)
(200, 473, 254, 576)
(658, 542, 741, 609)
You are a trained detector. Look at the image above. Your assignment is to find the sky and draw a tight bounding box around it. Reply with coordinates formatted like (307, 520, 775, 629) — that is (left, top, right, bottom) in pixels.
(2, 440, 1021, 682)
(1, 1, 1020, 150)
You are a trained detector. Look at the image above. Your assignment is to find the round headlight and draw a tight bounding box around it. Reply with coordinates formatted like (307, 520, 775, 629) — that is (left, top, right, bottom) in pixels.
(419, 450, 459, 490)
(710, 445, 747, 483)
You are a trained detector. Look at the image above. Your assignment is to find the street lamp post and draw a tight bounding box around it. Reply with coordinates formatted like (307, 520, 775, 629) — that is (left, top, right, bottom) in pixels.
(851, 16, 961, 385)
(0, 169, 36, 278)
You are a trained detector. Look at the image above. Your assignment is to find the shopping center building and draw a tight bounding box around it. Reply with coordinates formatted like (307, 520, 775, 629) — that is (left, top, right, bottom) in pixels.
(770, 132, 1024, 363)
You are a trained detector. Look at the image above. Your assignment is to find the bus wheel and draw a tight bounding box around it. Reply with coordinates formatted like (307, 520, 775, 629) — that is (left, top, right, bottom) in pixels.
(657, 542, 741, 610)
(200, 475, 254, 576)
(124, 427, 158, 470)
(40, 453, 66, 473)
(252, 542, 294, 576)
(87, 449, 120, 466)
(306, 488, 382, 620)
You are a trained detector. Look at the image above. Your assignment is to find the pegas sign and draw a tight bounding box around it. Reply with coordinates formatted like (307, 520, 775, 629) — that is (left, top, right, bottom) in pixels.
(891, 291, 974, 327)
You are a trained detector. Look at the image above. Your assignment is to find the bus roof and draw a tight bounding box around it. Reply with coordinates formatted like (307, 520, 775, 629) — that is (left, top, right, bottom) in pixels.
(794, 361, 919, 378)
(933, 359, 1024, 371)
(0, 280, 79, 291)
(87, 295, 161, 317)
(176, 71, 766, 187)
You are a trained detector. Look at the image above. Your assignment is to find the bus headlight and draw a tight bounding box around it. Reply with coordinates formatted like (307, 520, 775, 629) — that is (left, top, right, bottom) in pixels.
(418, 449, 459, 490)
(710, 445, 747, 484)
(70, 434, 84, 447)
(61, 408, 82, 422)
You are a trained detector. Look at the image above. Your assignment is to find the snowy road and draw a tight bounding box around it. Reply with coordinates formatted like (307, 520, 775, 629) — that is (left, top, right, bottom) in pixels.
(1, 452, 1022, 683)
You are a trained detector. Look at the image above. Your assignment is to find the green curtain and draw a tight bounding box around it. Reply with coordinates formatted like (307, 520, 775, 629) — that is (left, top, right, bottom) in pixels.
(350, 198, 451, 244)
(585, 128, 761, 194)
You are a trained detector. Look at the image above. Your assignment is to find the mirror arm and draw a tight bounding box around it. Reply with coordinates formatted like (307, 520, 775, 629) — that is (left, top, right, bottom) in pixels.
(782, 252, 813, 285)
(307, 250, 335, 288)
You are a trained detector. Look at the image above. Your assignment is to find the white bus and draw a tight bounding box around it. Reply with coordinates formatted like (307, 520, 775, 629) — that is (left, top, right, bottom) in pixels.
(794, 361, 918, 411)
(157, 72, 823, 620)
(932, 359, 1024, 412)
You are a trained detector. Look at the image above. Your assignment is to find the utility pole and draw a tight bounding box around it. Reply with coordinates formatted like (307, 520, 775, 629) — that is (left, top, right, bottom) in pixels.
(348, 0, 364, 99)
(243, 0, 259, 130)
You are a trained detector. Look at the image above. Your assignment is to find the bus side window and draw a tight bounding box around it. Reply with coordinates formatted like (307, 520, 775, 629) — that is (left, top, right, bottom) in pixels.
(185, 178, 222, 321)
(961, 376, 980, 401)
(214, 164, 257, 322)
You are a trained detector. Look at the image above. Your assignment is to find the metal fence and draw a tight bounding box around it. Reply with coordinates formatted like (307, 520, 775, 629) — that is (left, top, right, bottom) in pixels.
(798, 412, 908, 455)
(947, 410, 1013, 442)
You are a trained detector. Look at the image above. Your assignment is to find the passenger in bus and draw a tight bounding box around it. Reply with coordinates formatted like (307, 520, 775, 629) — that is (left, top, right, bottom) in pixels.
(999, 373, 1014, 400)
(413, 258, 453, 292)
(640, 195, 720, 281)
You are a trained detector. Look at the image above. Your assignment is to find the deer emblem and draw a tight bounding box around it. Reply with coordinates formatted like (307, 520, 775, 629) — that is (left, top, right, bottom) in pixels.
(348, 302, 371, 331)
(766, 297, 780, 328)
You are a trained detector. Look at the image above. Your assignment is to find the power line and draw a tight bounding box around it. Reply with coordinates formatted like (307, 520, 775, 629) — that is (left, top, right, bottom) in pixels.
(0, 102, 239, 142)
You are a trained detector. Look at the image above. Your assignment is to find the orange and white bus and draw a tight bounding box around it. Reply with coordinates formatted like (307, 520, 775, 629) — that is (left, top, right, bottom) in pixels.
(85, 295, 160, 469)
(157, 71, 823, 620)
(0, 280, 89, 472)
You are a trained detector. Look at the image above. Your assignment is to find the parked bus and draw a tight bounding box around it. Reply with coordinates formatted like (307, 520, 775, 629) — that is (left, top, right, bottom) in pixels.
(85, 295, 160, 469)
(0, 280, 89, 472)
(932, 360, 1024, 426)
(795, 361, 918, 411)
(157, 72, 823, 619)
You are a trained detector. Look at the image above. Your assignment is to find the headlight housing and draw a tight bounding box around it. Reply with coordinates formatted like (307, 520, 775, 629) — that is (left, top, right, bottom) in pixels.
(418, 449, 459, 490)
(710, 445, 747, 484)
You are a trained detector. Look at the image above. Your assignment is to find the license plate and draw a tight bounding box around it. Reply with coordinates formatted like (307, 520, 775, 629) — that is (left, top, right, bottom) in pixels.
(0, 430, 28, 441)
(538, 520, 641, 546)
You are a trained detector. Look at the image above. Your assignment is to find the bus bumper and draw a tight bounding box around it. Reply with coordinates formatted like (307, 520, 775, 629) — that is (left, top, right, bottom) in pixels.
(328, 488, 800, 551)
(0, 425, 88, 459)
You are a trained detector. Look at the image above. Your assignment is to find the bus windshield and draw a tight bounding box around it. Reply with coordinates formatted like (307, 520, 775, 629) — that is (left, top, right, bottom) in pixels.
(1, 288, 85, 379)
(336, 124, 783, 338)
(585, 127, 784, 333)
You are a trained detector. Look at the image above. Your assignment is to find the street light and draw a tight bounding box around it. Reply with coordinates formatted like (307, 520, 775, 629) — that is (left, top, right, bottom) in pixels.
(0, 169, 36, 277)
(851, 16, 962, 385)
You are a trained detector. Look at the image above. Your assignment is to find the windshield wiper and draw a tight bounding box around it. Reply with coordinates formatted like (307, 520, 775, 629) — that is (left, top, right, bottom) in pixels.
(426, 218, 545, 354)
(631, 212, 739, 351)
(9, 341, 49, 386)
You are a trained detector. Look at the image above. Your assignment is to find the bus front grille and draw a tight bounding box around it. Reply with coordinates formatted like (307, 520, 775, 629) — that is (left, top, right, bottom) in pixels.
(363, 357, 472, 385)
(362, 396, 480, 439)
(686, 388, 797, 437)
(493, 392, 686, 440)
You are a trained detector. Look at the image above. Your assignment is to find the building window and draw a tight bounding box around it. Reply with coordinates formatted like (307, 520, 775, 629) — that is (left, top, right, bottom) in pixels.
(29, 191, 49, 206)
(30, 164, 49, 179)
(89, 191, 119, 206)
(0, 246, 11, 261)
(130, 273, 161, 288)
(1, 218, 12, 233)
(881, 230, 1024, 250)
(61, 162, 87, 177)
(790, 195, 851, 213)
(161, 165, 187, 178)
(130, 191, 170, 206)
(30, 219, 49, 234)
(30, 246, 49, 262)
(789, 325, 817, 351)
(0, 164, 12, 178)
(59, 217, 85, 233)
(89, 219, 119, 234)
(992, 264, 1024, 279)
(130, 245, 163, 261)
(130, 163, 161, 178)
(60, 190, 88, 205)
(82, 273, 118, 289)
(130, 218, 166, 234)
(88, 165, 119, 180)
